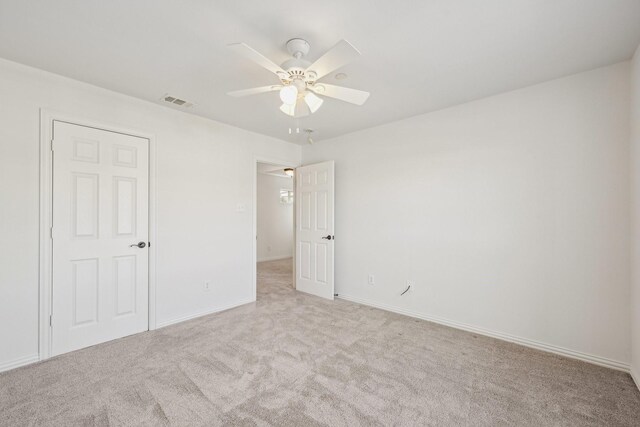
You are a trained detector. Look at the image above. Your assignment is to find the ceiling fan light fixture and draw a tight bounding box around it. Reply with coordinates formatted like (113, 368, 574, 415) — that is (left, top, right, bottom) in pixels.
(279, 85, 298, 105)
(304, 92, 323, 113)
(228, 39, 369, 116)
(279, 103, 296, 117)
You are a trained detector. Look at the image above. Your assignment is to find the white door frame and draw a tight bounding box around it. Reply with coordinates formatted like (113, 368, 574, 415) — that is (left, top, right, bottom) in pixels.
(38, 109, 158, 361)
(253, 157, 298, 300)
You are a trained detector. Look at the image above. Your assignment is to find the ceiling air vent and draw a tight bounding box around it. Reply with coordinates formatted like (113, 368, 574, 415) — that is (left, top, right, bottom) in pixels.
(161, 94, 194, 108)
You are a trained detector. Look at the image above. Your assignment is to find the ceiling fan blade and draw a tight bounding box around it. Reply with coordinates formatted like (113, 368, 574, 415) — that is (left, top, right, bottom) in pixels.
(228, 43, 287, 77)
(227, 85, 281, 97)
(306, 40, 361, 80)
(310, 84, 370, 105)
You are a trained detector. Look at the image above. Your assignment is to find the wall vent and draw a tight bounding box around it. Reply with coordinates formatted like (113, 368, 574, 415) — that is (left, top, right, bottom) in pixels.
(161, 94, 194, 108)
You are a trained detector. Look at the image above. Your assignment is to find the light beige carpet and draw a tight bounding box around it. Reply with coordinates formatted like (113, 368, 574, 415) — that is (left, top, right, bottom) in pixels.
(1, 257, 639, 426)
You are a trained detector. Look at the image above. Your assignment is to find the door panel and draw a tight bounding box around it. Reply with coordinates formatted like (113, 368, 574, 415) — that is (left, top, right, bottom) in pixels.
(71, 258, 99, 326)
(114, 255, 137, 316)
(52, 121, 149, 356)
(295, 161, 334, 299)
(315, 243, 327, 283)
(72, 173, 99, 238)
(114, 176, 137, 236)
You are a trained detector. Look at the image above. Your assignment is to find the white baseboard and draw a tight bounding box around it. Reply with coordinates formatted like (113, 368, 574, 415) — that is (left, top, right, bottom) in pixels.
(0, 353, 40, 373)
(257, 255, 292, 263)
(631, 367, 640, 391)
(155, 298, 255, 329)
(337, 294, 630, 372)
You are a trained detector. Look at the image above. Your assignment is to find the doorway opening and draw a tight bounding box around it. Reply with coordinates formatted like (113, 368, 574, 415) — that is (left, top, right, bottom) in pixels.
(255, 162, 295, 299)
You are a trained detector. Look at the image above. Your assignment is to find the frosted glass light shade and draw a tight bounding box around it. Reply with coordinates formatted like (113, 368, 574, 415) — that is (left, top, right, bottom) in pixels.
(279, 85, 298, 105)
(280, 103, 296, 116)
(304, 92, 323, 113)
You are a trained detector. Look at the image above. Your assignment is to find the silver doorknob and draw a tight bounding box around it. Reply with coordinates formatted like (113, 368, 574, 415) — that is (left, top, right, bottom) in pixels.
(130, 241, 146, 248)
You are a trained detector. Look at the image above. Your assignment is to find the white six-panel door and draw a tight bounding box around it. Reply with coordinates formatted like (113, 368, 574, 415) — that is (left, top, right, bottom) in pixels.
(295, 161, 335, 299)
(52, 121, 149, 356)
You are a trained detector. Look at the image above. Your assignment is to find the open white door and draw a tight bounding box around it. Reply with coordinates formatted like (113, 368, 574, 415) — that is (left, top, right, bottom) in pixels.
(51, 121, 149, 356)
(295, 161, 335, 299)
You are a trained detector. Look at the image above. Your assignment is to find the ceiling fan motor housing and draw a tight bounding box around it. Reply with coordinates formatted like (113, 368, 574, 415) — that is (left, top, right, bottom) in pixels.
(281, 38, 316, 83)
(281, 57, 311, 75)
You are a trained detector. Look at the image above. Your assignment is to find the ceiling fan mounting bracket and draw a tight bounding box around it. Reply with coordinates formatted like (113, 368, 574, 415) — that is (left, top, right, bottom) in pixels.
(286, 38, 310, 58)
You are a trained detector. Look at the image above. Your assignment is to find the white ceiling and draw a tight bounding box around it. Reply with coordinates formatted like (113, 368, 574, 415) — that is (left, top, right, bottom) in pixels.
(1, 1, 639, 143)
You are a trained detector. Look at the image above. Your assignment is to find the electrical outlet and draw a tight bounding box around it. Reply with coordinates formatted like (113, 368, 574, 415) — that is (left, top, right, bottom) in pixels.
(368, 274, 375, 285)
(204, 281, 211, 292)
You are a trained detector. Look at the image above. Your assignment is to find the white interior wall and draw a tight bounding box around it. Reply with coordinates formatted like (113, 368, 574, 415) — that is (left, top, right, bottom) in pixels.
(0, 58, 301, 371)
(257, 172, 293, 262)
(302, 62, 631, 369)
(631, 44, 640, 385)
(1, 52, 636, 376)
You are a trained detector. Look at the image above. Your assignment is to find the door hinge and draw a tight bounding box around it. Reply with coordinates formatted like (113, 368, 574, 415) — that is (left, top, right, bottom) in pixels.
(50, 227, 53, 239)
(50, 139, 55, 151)
(49, 315, 52, 327)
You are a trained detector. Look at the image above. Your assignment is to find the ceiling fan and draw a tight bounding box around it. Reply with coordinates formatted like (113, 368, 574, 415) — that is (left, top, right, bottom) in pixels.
(227, 38, 369, 118)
